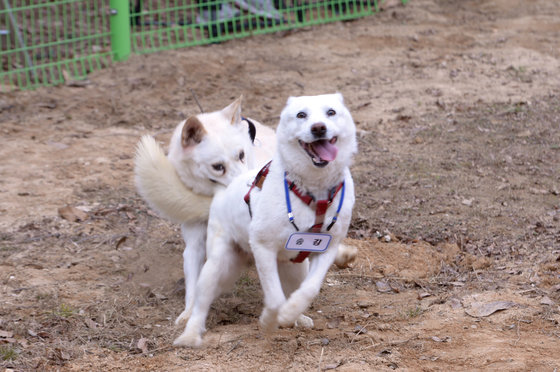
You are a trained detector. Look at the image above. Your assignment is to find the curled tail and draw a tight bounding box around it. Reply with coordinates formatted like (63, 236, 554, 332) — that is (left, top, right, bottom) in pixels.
(134, 135, 211, 224)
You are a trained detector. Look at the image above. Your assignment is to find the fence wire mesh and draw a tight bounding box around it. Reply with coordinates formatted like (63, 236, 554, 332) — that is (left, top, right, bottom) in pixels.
(129, 0, 386, 53)
(1, 0, 407, 91)
(1, 0, 112, 91)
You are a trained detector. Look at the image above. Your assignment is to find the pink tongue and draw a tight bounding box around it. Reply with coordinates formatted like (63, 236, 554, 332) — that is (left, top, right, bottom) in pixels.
(311, 140, 338, 162)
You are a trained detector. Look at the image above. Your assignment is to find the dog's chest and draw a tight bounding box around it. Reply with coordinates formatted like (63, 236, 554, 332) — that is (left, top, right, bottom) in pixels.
(250, 190, 347, 259)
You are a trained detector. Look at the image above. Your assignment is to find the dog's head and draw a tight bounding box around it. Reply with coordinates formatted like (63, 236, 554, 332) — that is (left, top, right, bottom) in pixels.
(168, 96, 256, 195)
(276, 93, 357, 172)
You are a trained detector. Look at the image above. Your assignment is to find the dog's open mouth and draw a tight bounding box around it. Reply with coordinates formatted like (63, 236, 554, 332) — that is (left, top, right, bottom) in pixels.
(299, 137, 338, 167)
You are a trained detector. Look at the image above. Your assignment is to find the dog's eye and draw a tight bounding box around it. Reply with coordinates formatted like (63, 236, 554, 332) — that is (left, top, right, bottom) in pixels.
(239, 150, 245, 162)
(212, 163, 225, 173)
(296, 112, 307, 119)
(327, 109, 336, 116)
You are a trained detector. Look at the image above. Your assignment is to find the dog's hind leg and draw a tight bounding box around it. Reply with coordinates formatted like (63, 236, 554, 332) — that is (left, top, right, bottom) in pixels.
(278, 261, 313, 329)
(174, 232, 245, 347)
(334, 242, 358, 269)
(175, 223, 207, 326)
(277, 244, 339, 328)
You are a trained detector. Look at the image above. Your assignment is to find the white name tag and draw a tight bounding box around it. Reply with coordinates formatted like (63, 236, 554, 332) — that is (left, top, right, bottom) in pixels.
(285, 232, 332, 252)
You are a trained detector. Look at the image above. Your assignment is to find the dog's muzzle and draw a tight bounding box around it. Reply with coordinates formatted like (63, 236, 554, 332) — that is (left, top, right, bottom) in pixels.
(298, 137, 338, 167)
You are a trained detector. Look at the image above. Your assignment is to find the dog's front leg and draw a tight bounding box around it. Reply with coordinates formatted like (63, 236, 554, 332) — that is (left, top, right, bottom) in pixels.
(174, 229, 244, 347)
(277, 244, 339, 328)
(252, 245, 287, 333)
(175, 222, 206, 326)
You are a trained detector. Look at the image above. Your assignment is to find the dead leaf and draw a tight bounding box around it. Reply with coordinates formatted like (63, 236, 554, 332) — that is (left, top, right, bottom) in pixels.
(540, 296, 554, 306)
(51, 347, 71, 362)
(62, 69, 90, 87)
(449, 298, 463, 310)
(38, 101, 57, 109)
(115, 236, 127, 249)
(431, 336, 451, 342)
(357, 301, 372, 308)
(354, 325, 368, 334)
(47, 140, 69, 150)
(376, 281, 393, 293)
(0, 330, 14, 338)
(465, 301, 517, 317)
(529, 187, 548, 195)
(396, 114, 412, 121)
(449, 281, 465, 287)
(37, 331, 51, 338)
(58, 206, 88, 222)
(324, 361, 342, 370)
(418, 292, 431, 299)
(137, 337, 149, 354)
(17, 338, 29, 348)
(84, 318, 98, 329)
(420, 355, 439, 361)
(326, 317, 342, 329)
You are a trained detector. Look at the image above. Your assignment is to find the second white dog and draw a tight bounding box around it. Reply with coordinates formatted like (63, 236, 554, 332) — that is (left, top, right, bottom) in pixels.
(174, 93, 357, 347)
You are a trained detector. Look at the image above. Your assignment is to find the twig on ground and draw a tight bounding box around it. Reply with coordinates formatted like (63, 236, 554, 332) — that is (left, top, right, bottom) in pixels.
(190, 89, 204, 113)
(226, 340, 242, 355)
(317, 346, 324, 372)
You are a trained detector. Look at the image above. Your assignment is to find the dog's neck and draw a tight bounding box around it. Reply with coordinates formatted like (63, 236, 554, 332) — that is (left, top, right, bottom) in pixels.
(277, 154, 347, 201)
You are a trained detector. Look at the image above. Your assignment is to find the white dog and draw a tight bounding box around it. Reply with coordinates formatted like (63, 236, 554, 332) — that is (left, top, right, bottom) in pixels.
(174, 93, 357, 347)
(135, 97, 275, 325)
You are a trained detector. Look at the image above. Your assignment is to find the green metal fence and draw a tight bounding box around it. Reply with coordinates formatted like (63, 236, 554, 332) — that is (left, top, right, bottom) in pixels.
(1, 0, 407, 91)
(1, 0, 113, 90)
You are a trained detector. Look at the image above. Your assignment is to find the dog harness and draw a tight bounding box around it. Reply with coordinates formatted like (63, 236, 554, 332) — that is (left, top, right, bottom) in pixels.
(244, 161, 345, 263)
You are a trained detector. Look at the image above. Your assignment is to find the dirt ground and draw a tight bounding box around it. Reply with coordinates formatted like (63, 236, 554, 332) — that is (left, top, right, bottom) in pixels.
(1, 0, 560, 370)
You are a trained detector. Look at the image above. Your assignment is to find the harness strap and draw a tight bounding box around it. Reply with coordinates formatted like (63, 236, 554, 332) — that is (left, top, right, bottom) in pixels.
(244, 161, 272, 217)
(244, 161, 344, 264)
(289, 181, 344, 263)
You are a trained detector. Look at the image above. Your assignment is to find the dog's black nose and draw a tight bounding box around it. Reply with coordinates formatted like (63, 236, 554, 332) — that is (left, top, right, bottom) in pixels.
(311, 123, 327, 138)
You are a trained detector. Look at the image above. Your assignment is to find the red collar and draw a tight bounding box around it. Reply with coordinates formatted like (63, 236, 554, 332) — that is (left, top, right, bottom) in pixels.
(285, 177, 344, 210)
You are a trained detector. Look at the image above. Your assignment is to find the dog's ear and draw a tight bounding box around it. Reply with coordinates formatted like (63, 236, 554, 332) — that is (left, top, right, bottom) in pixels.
(244, 117, 257, 143)
(222, 95, 243, 126)
(181, 116, 206, 149)
(334, 92, 344, 103)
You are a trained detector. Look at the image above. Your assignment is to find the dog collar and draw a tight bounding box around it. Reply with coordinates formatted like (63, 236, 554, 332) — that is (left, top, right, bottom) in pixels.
(284, 173, 345, 263)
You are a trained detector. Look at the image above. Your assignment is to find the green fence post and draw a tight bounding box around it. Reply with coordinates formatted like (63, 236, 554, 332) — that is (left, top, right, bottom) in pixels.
(109, 0, 131, 61)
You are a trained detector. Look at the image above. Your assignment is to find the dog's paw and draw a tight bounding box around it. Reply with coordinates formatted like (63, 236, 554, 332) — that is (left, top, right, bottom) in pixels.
(277, 301, 306, 328)
(173, 329, 203, 348)
(294, 314, 314, 329)
(334, 243, 358, 269)
(259, 307, 279, 333)
(174, 308, 192, 326)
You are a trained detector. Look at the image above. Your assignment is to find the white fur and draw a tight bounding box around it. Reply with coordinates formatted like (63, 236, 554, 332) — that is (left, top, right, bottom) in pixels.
(135, 135, 213, 224)
(174, 93, 357, 347)
(167, 98, 273, 196)
(135, 97, 276, 326)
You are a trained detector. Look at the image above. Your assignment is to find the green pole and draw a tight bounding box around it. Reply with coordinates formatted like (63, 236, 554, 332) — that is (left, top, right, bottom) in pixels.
(109, 0, 131, 62)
